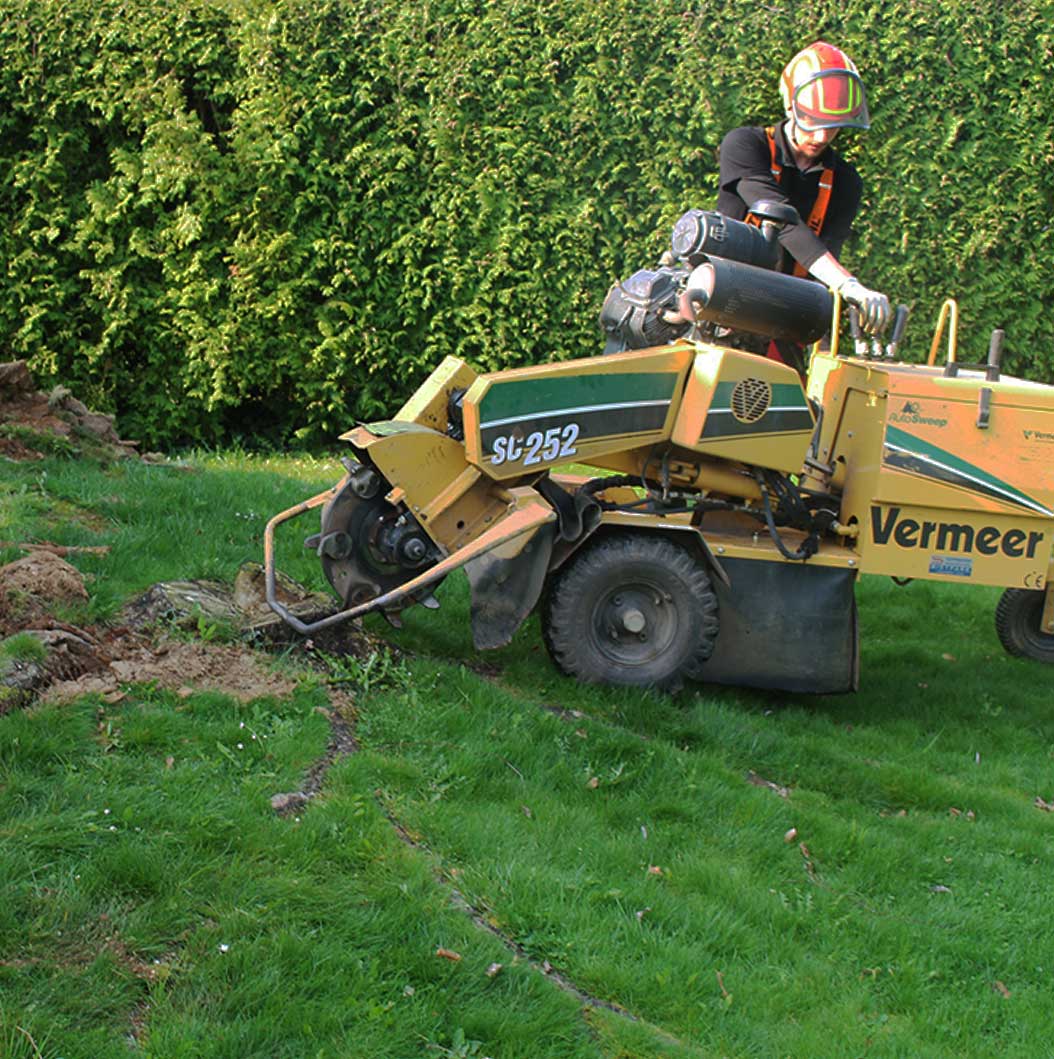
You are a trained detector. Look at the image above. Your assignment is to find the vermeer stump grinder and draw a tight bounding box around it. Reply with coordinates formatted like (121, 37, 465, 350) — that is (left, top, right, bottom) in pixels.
(265, 203, 1054, 693)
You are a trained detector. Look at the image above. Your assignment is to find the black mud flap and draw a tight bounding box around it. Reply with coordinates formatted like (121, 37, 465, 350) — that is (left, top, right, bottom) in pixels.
(690, 557, 859, 694)
(465, 523, 557, 650)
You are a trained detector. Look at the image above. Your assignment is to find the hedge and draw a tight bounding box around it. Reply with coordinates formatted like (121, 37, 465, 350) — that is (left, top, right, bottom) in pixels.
(0, 0, 1050, 447)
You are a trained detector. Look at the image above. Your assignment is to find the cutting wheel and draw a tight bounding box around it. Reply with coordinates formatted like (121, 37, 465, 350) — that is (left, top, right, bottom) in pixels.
(313, 467, 439, 612)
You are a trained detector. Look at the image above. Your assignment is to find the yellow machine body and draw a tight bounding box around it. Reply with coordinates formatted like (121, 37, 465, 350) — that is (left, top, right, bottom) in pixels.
(265, 295, 1054, 694)
(808, 354, 1054, 589)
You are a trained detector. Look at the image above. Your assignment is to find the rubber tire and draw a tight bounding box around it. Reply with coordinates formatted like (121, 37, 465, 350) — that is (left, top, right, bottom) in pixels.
(543, 533, 719, 689)
(995, 588, 1054, 664)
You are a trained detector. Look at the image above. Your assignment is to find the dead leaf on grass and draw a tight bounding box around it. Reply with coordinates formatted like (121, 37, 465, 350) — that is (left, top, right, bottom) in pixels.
(992, 980, 1011, 998)
(646, 865, 664, 876)
(1035, 797, 1054, 813)
(784, 827, 798, 843)
(435, 948, 461, 962)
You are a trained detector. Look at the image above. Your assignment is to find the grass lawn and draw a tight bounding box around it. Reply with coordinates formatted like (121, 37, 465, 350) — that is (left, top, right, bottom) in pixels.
(1, 452, 1052, 1058)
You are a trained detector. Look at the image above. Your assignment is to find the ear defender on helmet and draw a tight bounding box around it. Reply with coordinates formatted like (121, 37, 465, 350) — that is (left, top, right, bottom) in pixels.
(779, 41, 870, 132)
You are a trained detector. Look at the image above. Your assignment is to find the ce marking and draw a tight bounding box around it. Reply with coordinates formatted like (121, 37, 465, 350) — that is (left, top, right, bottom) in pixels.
(1024, 571, 1046, 589)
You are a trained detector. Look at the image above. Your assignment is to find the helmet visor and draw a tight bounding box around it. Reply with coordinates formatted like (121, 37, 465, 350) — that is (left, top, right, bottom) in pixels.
(791, 69, 870, 131)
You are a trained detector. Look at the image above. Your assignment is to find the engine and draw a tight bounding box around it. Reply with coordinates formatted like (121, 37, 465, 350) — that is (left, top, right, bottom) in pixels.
(599, 203, 834, 354)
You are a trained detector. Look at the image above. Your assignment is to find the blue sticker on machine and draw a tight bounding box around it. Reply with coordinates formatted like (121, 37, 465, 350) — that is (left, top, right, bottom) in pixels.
(929, 555, 973, 578)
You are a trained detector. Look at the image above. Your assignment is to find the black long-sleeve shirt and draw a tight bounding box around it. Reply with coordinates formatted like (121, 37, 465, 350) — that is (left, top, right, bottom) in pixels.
(715, 122, 862, 272)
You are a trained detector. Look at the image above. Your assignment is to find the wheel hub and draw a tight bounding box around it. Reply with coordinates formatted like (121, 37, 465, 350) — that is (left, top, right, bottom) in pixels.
(617, 606, 647, 634)
(594, 582, 677, 666)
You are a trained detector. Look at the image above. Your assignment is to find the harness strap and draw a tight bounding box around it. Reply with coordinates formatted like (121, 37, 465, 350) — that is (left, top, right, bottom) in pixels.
(809, 170, 834, 236)
(756, 126, 835, 278)
(766, 125, 782, 181)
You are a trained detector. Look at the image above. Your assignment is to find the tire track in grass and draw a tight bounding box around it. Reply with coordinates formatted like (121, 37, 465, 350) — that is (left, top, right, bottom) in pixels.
(269, 690, 359, 815)
(274, 680, 689, 1051)
(376, 792, 687, 1051)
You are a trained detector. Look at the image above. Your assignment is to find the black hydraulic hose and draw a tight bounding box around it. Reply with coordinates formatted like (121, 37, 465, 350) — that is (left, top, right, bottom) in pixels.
(579, 474, 642, 501)
(753, 471, 819, 561)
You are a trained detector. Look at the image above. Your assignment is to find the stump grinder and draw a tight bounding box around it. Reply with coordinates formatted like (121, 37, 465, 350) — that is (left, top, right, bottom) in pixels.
(264, 204, 1054, 693)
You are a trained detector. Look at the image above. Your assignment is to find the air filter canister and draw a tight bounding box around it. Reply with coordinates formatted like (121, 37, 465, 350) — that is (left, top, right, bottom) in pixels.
(683, 257, 833, 345)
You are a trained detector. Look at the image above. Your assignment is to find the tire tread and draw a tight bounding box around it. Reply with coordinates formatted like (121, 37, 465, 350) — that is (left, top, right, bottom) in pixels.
(544, 534, 719, 689)
(995, 587, 1054, 663)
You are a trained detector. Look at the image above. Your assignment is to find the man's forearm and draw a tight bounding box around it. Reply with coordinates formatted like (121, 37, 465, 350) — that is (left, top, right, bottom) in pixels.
(806, 253, 890, 333)
(807, 251, 853, 290)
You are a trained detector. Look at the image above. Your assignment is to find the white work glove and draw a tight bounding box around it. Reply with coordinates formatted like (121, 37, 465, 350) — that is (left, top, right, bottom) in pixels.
(839, 277, 891, 335)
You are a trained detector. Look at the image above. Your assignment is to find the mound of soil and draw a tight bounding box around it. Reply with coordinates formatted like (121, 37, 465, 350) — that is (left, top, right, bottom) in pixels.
(0, 544, 361, 712)
(0, 361, 371, 709)
(0, 551, 90, 636)
(0, 359, 147, 462)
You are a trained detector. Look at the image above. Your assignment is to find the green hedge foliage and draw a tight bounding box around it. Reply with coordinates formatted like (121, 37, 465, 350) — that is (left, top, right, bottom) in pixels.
(0, 0, 1051, 447)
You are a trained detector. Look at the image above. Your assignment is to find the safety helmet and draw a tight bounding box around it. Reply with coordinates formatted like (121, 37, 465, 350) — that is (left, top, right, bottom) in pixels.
(779, 41, 870, 132)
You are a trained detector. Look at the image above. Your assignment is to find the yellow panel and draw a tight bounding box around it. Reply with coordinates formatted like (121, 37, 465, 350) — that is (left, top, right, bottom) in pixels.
(671, 344, 815, 475)
(395, 356, 479, 433)
(462, 344, 695, 477)
(808, 353, 1054, 587)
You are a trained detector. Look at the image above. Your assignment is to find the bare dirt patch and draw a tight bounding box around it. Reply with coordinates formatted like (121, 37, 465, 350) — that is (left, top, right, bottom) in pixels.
(0, 358, 150, 462)
(44, 636, 301, 705)
(0, 553, 376, 720)
(0, 361, 366, 707)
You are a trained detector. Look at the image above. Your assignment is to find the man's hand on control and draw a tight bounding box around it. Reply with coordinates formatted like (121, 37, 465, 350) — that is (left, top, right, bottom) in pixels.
(839, 277, 890, 334)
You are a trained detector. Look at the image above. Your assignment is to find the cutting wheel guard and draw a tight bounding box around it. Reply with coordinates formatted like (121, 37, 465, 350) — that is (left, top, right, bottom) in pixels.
(263, 484, 557, 636)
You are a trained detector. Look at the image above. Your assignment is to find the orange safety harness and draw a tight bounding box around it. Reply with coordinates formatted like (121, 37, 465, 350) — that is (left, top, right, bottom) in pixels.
(749, 126, 834, 278)
(744, 126, 836, 371)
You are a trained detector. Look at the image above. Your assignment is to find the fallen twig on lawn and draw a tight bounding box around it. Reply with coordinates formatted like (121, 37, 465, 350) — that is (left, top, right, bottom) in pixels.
(0, 540, 111, 557)
(16, 1026, 44, 1059)
(746, 770, 790, 798)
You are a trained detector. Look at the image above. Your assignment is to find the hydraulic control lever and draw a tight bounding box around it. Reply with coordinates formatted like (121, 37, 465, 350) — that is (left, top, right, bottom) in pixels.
(848, 306, 868, 356)
(885, 304, 910, 359)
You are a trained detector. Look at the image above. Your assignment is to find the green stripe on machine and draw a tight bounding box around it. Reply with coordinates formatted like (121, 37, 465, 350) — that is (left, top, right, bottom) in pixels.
(884, 425, 1053, 516)
(478, 372, 679, 427)
(710, 381, 810, 408)
(700, 380, 813, 438)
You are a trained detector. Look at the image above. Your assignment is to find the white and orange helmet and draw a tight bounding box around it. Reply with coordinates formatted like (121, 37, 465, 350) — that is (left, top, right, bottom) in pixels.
(779, 41, 870, 131)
